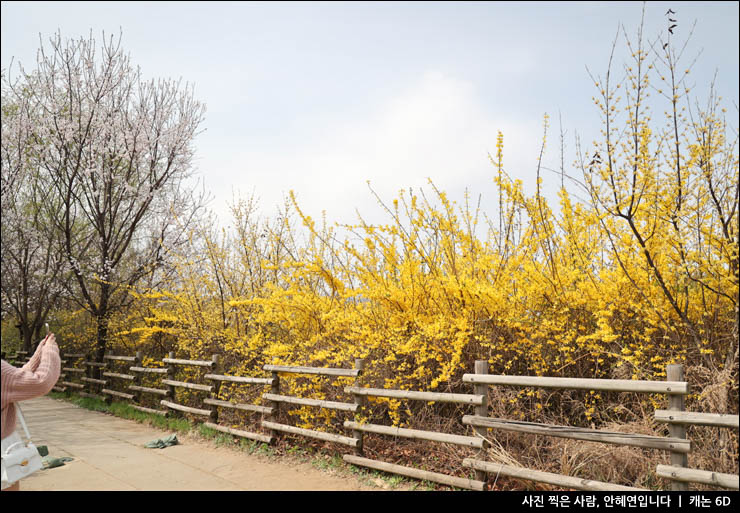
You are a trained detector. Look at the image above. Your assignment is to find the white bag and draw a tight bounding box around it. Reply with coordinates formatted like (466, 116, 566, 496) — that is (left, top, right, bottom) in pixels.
(1, 404, 43, 489)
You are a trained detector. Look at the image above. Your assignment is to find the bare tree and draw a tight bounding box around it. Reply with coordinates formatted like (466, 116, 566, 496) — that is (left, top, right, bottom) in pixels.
(581, 12, 738, 366)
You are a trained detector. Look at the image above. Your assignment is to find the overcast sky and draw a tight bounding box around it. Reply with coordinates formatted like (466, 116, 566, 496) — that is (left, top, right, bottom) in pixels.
(2, 1, 738, 231)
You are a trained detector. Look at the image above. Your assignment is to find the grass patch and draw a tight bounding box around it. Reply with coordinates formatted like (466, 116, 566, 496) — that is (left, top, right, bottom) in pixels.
(239, 438, 275, 456)
(50, 392, 109, 412)
(311, 453, 344, 472)
(197, 424, 234, 446)
(49, 391, 193, 433)
(250, 441, 275, 457)
(109, 401, 193, 432)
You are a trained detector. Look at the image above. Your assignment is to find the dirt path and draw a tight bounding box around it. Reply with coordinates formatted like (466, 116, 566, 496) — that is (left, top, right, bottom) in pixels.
(16, 396, 377, 491)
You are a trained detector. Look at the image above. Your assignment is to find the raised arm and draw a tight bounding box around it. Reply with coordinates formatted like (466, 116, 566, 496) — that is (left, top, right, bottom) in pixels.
(1, 334, 61, 407)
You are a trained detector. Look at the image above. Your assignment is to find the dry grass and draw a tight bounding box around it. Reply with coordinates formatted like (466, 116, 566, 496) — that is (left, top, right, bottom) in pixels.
(684, 364, 739, 488)
(435, 374, 740, 491)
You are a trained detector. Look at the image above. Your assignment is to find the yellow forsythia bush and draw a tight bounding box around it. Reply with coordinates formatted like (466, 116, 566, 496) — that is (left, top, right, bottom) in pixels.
(63, 27, 738, 433)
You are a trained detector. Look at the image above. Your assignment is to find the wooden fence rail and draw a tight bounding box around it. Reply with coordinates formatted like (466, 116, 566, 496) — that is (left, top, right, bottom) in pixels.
(654, 410, 740, 429)
(462, 459, 645, 492)
(344, 386, 483, 405)
(263, 364, 361, 378)
(655, 465, 739, 490)
(462, 374, 690, 395)
(161, 379, 213, 392)
(162, 357, 217, 368)
(462, 416, 691, 452)
(263, 393, 359, 412)
(344, 421, 484, 448)
(346, 454, 486, 491)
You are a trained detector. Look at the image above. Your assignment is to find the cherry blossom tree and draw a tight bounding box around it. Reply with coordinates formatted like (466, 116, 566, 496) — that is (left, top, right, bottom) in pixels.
(2, 31, 206, 360)
(1, 78, 68, 351)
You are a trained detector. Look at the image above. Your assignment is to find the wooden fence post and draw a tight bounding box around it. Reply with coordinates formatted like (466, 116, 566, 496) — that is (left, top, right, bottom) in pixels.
(473, 359, 489, 489)
(352, 358, 365, 455)
(56, 350, 67, 395)
(268, 358, 280, 441)
(209, 354, 221, 422)
(85, 352, 94, 396)
(132, 351, 143, 405)
(166, 351, 178, 417)
(104, 351, 113, 405)
(666, 364, 689, 491)
(58, 350, 65, 394)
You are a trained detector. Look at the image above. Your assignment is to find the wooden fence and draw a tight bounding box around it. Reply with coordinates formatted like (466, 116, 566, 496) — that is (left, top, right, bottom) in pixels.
(129, 355, 169, 416)
(57, 352, 86, 394)
(341, 358, 488, 491)
(4, 349, 738, 491)
(261, 361, 363, 448)
(460, 364, 694, 491)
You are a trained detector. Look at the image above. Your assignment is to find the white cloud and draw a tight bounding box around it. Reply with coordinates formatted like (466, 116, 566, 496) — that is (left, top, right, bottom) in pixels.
(203, 70, 542, 230)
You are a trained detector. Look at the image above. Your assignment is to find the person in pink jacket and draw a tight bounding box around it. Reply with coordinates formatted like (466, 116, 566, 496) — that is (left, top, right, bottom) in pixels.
(1, 333, 61, 491)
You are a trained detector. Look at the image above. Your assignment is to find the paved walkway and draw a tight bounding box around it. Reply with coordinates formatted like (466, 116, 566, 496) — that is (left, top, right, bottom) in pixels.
(16, 396, 374, 491)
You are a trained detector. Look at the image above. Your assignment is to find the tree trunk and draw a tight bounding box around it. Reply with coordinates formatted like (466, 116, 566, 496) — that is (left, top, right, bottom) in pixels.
(19, 323, 32, 353)
(95, 314, 108, 360)
(93, 314, 108, 380)
(32, 322, 44, 348)
(94, 280, 111, 357)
